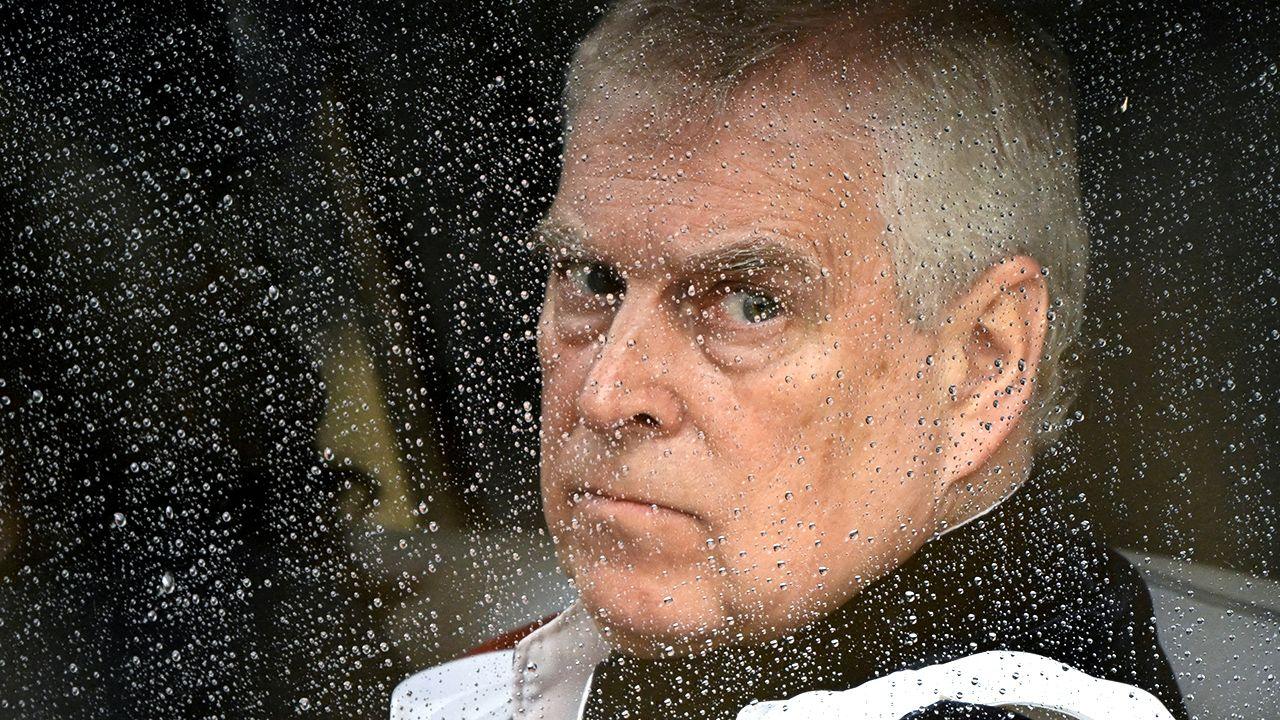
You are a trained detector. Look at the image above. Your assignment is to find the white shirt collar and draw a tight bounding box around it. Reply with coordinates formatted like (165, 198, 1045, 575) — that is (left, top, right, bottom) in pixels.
(511, 599, 611, 719)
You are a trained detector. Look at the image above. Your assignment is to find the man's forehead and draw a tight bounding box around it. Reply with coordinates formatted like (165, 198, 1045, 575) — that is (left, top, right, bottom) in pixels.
(547, 61, 888, 275)
(565, 92, 863, 176)
(545, 148, 878, 277)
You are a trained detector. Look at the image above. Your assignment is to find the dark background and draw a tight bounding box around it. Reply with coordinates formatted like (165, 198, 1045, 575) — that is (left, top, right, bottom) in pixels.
(0, 0, 1276, 717)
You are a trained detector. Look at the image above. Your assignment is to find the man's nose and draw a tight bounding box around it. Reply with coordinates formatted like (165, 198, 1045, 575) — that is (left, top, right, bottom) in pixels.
(576, 298, 685, 437)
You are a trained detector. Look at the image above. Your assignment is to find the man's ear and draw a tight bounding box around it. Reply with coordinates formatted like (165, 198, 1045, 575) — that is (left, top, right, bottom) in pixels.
(935, 256, 1049, 491)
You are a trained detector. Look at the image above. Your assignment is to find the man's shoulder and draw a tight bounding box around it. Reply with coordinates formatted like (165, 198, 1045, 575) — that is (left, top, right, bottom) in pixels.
(460, 615, 557, 658)
(390, 650, 514, 720)
(389, 617, 554, 720)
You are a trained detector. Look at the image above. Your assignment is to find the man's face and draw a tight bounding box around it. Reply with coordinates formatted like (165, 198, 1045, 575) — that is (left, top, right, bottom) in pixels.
(537, 90, 951, 656)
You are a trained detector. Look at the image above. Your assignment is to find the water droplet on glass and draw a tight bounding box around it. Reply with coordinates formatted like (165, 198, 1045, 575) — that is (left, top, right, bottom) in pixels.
(159, 571, 176, 595)
(112, 512, 126, 528)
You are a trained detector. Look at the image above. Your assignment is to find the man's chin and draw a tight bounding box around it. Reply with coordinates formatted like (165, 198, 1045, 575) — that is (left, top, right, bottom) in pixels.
(573, 566, 728, 657)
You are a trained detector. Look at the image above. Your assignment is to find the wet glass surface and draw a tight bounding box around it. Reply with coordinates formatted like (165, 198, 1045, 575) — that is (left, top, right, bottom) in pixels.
(0, 1, 1276, 718)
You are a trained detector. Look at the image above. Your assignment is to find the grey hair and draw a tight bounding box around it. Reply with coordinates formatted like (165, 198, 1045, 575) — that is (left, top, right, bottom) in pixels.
(562, 0, 1088, 448)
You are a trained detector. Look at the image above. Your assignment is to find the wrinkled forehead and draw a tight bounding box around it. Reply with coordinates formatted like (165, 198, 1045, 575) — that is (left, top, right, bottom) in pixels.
(551, 68, 885, 274)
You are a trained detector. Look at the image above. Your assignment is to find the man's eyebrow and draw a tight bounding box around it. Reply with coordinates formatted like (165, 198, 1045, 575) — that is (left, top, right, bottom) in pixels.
(684, 237, 824, 279)
(531, 218, 590, 259)
(531, 222, 824, 281)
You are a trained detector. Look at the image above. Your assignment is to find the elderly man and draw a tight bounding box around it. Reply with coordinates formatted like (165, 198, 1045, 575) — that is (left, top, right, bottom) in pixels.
(393, 0, 1187, 718)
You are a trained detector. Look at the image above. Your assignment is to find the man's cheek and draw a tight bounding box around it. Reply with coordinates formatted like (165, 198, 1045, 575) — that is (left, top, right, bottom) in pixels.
(544, 343, 598, 400)
(539, 375, 585, 436)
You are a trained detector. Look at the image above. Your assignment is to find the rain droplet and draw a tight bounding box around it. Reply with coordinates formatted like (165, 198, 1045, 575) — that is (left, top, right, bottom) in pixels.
(111, 512, 127, 528)
(266, 285, 279, 301)
(31, 389, 43, 404)
(159, 571, 176, 595)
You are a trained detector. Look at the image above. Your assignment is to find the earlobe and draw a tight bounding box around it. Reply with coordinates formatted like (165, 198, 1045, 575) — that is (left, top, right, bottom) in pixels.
(935, 257, 1049, 494)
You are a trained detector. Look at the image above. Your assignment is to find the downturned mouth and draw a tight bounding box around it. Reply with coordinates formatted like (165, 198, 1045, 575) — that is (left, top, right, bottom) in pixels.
(570, 487, 695, 520)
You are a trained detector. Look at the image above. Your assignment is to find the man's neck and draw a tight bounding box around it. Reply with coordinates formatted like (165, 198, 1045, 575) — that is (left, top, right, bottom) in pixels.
(936, 432, 1037, 533)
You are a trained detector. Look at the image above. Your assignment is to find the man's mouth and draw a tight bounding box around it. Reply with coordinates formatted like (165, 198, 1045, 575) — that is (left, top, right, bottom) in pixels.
(570, 486, 697, 521)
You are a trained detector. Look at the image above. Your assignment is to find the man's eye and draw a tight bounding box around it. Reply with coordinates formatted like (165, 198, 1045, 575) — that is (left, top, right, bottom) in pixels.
(563, 261, 625, 300)
(721, 289, 784, 324)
